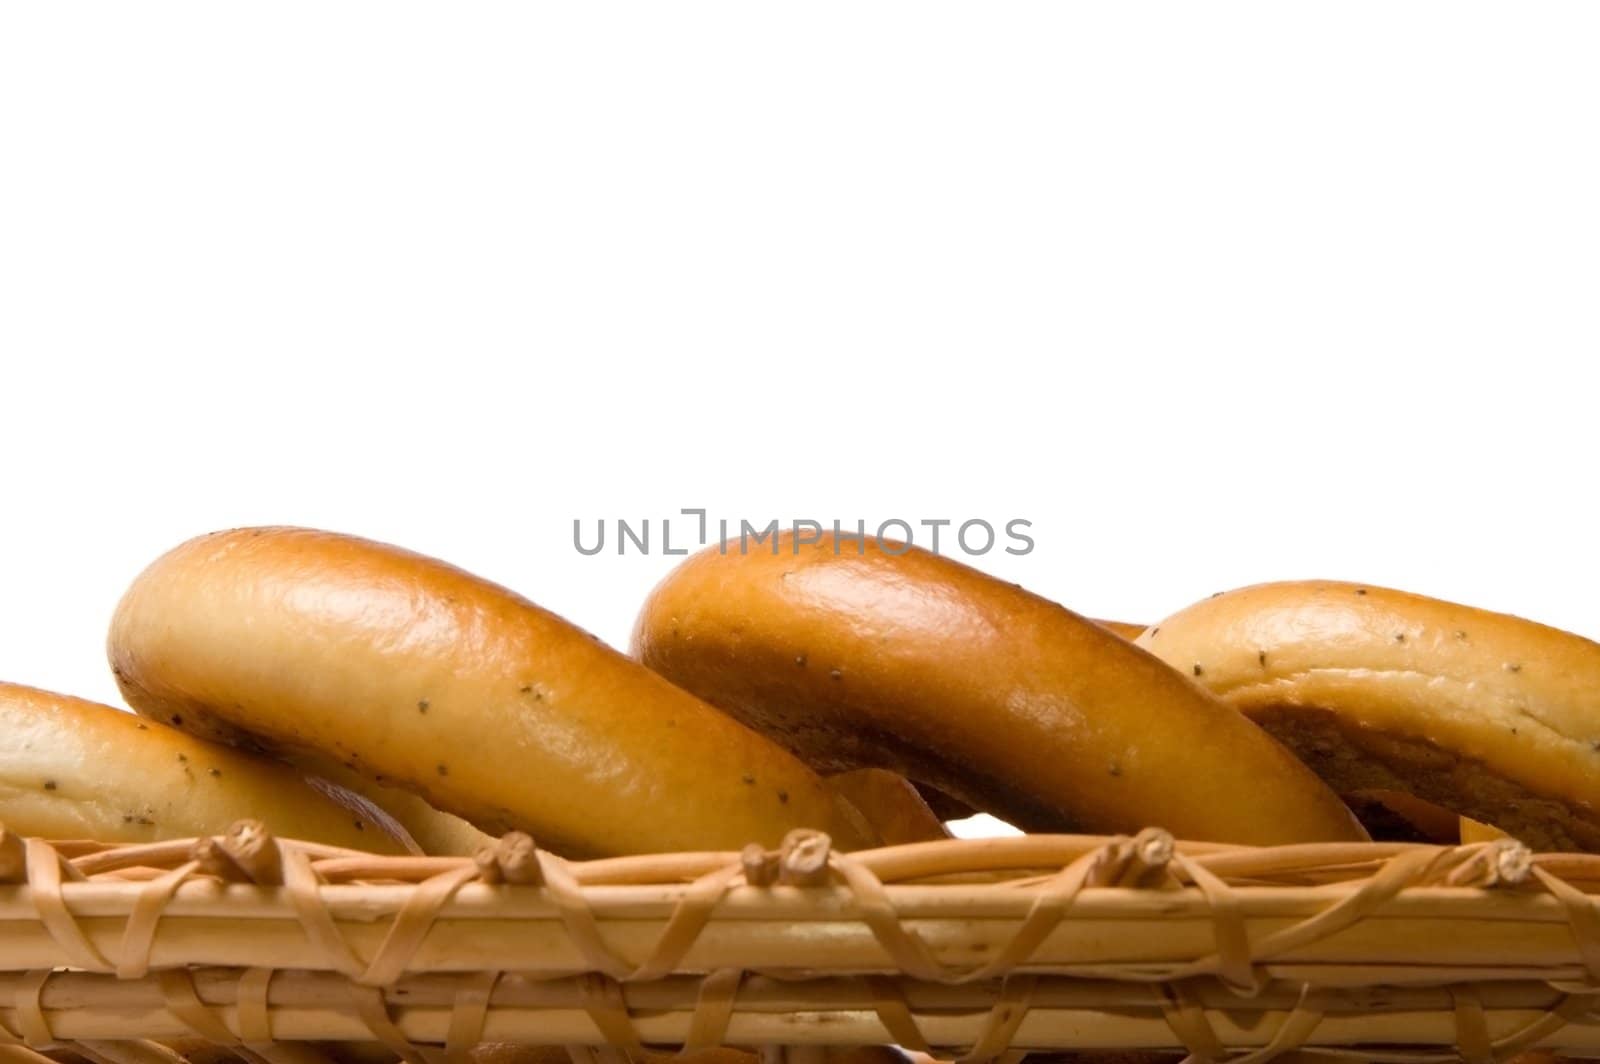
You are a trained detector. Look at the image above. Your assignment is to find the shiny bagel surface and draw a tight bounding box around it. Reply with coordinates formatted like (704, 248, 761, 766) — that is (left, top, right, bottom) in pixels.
(0, 681, 409, 850)
(1138, 580, 1600, 851)
(108, 527, 877, 857)
(631, 533, 1365, 845)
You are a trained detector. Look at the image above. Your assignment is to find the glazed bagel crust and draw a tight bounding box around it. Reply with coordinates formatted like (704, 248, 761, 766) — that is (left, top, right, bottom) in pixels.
(108, 527, 876, 858)
(1093, 619, 1150, 641)
(631, 534, 1365, 846)
(1136, 581, 1600, 851)
(826, 768, 950, 845)
(0, 682, 409, 850)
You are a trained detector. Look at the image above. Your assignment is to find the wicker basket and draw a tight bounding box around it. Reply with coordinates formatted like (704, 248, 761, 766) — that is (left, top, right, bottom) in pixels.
(4, 820, 1599, 1064)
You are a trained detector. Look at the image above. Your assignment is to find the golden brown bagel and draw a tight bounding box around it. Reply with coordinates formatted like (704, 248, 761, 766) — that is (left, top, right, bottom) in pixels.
(0, 681, 410, 850)
(1093, 619, 1149, 641)
(1137, 580, 1600, 851)
(1343, 789, 1462, 843)
(1461, 815, 1510, 843)
(826, 768, 950, 844)
(913, 784, 979, 823)
(108, 527, 877, 858)
(630, 533, 1365, 845)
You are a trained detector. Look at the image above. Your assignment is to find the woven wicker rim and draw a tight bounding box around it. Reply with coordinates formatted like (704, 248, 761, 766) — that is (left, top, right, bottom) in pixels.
(5, 822, 1600, 1062)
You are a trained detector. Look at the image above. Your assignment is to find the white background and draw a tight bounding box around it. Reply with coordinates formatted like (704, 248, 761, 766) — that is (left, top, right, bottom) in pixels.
(3, 3, 1598, 727)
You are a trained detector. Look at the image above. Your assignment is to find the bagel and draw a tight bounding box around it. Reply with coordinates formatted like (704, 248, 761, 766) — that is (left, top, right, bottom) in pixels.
(1461, 815, 1510, 844)
(912, 785, 979, 823)
(107, 527, 877, 858)
(1137, 580, 1600, 851)
(0, 681, 410, 851)
(1093, 619, 1149, 641)
(825, 768, 950, 844)
(630, 533, 1365, 845)
(1342, 789, 1462, 843)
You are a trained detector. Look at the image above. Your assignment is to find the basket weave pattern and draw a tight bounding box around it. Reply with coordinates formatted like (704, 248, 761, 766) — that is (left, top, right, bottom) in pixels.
(4, 822, 1600, 1063)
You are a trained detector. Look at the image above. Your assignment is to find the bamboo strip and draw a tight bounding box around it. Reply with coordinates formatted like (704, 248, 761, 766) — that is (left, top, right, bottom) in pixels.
(44, 832, 1600, 889)
(0, 1049, 56, 1064)
(10, 998, 1600, 1052)
(0, 877, 1590, 927)
(5, 969, 1593, 1014)
(1, 909, 1595, 976)
(73, 1042, 185, 1064)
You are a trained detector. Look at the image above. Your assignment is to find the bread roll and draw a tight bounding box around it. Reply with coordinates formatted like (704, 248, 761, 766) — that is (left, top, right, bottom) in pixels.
(1138, 580, 1600, 851)
(0, 681, 410, 851)
(631, 533, 1365, 845)
(108, 527, 877, 858)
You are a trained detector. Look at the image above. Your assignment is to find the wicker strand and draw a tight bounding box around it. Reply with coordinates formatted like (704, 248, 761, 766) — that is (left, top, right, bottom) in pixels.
(348, 982, 437, 1064)
(680, 969, 741, 1055)
(1486, 986, 1600, 1060)
(951, 974, 1034, 1064)
(24, 839, 107, 973)
(1532, 865, 1600, 984)
(235, 969, 274, 1045)
(121, 862, 204, 979)
(1222, 983, 1328, 1064)
(577, 975, 642, 1056)
(1157, 981, 1227, 1063)
(443, 971, 498, 1064)
(1159, 845, 1479, 986)
(156, 970, 240, 1048)
(0, 1046, 54, 1064)
(539, 852, 632, 981)
(827, 846, 960, 981)
(1450, 985, 1493, 1064)
(946, 832, 1174, 983)
(282, 846, 366, 981)
(72, 1040, 186, 1064)
(863, 977, 932, 1056)
(1170, 854, 1256, 994)
(359, 864, 481, 987)
(624, 864, 746, 983)
(12, 971, 53, 1047)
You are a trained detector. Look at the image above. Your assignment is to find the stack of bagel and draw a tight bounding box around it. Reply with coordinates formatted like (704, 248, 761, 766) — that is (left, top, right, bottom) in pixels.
(12, 524, 1600, 1064)
(6, 525, 1600, 859)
